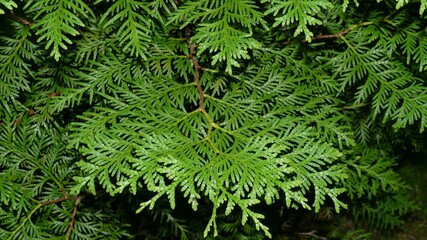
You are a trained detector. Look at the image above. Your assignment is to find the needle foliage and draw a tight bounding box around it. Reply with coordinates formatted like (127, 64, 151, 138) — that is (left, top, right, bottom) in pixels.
(0, 0, 426, 239)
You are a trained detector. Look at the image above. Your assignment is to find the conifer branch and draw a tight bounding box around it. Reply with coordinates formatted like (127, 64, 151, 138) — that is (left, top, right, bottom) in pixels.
(1, 1, 424, 238)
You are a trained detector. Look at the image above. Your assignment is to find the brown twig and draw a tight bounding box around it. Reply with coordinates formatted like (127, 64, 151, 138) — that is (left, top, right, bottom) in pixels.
(10, 93, 59, 126)
(48, 92, 61, 99)
(185, 27, 205, 109)
(13, 117, 22, 126)
(39, 189, 76, 205)
(28, 108, 36, 116)
(298, 230, 328, 240)
(38, 194, 82, 239)
(305, 28, 352, 42)
(12, 108, 37, 126)
(342, 102, 370, 110)
(65, 196, 83, 240)
(284, 28, 351, 45)
(7, 11, 34, 27)
(39, 196, 69, 206)
(284, 22, 372, 45)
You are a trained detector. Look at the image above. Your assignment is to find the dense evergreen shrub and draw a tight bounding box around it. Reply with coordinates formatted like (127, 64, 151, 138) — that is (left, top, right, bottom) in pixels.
(1, 0, 426, 238)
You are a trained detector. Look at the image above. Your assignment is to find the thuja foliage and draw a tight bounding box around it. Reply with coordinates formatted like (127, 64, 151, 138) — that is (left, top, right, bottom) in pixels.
(1, 0, 426, 239)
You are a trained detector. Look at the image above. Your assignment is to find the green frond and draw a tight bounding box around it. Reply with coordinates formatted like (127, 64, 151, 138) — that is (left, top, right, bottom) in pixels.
(99, 0, 153, 59)
(340, 147, 419, 229)
(29, 0, 93, 61)
(193, 20, 261, 73)
(422, 0, 427, 14)
(166, 1, 204, 27)
(0, 24, 38, 99)
(331, 37, 427, 132)
(0, 0, 17, 14)
(168, 0, 267, 30)
(341, 0, 359, 11)
(73, 18, 117, 65)
(169, 0, 267, 73)
(47, 53, 139, 114)
(352, 192, 418, 229)
(69, 55, 353, 237)
(395, 0, 427, 14)
(263, 0, 333, 41)
(0, 109, 130, 239)
(382, 17, 427, 72)
(344, 148, 406, 199)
